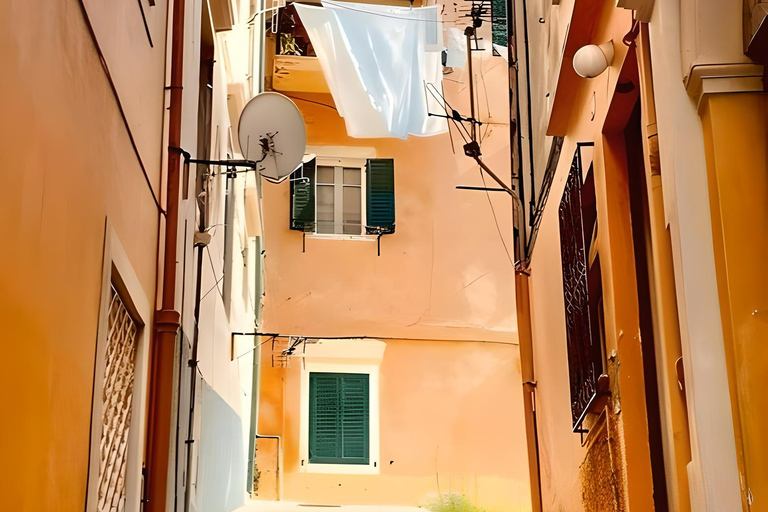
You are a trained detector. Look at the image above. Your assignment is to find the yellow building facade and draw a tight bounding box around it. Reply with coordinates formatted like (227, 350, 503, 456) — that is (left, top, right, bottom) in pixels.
(1, 0, 268, 510)
(512, 0, 768, 510)
(252, 2, 533, 510)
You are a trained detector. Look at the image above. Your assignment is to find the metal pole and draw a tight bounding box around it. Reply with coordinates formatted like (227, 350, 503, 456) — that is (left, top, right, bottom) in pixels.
(473, 155, 518, 199)
(465, 27, 476, 141)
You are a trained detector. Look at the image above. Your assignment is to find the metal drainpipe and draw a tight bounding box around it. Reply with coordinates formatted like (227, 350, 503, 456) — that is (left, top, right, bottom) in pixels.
(247, 236, 264, 495)
(183, 166, 208, 511)
(146, 0, 186, 509)
(515, 270, 543, 512)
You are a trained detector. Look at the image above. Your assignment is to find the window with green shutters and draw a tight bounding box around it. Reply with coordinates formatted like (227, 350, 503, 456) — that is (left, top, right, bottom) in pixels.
(309, 372, 370, 465)
(290, 157, 395, 236)
(290, 158, 316, 231)
(366, 158, 395, 234)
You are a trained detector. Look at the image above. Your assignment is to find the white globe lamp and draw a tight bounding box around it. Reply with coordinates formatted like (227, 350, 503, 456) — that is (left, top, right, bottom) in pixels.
(573, 41, 614, 78)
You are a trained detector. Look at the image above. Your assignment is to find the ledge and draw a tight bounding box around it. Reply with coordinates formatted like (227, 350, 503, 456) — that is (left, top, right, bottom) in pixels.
(305, 233, 378, 242)
(272, 56, 330, 94)
(573, 374, 611, 435)
(684, 62, 764, 111)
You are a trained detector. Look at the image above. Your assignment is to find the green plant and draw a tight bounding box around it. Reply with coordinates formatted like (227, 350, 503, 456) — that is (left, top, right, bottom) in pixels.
(280, 34, 302, 56)
(424, 493, 487, 512)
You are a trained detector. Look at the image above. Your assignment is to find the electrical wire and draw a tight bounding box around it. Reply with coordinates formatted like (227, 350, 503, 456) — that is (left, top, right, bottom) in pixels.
(322, 1, 451, 23)
(479, 167, 514, 266)
(235, 336, 276, 360)
(231, 332, 518, 345)
(204, 245, 225, 301)
(199, 275, 224, 302)
(284, 95, 338, 111)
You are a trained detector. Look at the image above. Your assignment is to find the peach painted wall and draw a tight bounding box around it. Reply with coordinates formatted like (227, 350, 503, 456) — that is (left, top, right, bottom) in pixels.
(0, 0, 164, 509)
(258, 339, 531, 511)
(261, 48, 517, 343)
(256, 17, 529, 510)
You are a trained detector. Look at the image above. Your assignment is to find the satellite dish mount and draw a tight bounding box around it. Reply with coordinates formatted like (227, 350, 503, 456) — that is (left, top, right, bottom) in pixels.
(173, 92, 307, 181)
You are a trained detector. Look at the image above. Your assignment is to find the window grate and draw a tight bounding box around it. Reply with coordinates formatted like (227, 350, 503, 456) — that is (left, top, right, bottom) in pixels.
(97, 286, 139, 512)
(558, 153, 603, 430)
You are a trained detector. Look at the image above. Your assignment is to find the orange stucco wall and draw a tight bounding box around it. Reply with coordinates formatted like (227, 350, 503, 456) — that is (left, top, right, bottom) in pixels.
(258, 339, 531, 511)
(257, 18, 529, 510)
(523, 4, 659, 510)
(0, 0, 163, 509)
(261, 46, 516, 344)
(701, 92, 768, 511)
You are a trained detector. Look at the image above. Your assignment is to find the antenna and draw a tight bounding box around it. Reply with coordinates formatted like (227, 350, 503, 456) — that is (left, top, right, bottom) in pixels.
(238, 92, 307, 180)
(425, 26, 518, 199)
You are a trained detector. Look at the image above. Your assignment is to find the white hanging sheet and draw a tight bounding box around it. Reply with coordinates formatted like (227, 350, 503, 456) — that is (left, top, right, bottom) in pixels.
(294, 2, 447, 139)
(445, 27, 467, 68)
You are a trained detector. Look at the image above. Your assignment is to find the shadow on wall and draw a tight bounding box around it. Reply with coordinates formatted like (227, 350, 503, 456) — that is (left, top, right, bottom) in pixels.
(196, 381, 247, 512)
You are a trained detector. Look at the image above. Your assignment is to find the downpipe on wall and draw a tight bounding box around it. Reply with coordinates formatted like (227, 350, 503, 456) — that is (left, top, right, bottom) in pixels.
(146, 0, 186, 509)
(182, 164, 211, 511)
(514, 271, 543, 512)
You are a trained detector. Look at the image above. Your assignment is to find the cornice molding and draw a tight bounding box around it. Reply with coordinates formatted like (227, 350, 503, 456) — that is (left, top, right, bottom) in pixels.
(683, 62, 764, 111)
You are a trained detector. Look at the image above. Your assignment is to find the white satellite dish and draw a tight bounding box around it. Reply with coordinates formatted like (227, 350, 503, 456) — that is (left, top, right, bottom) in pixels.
(238, 92, 307, 179)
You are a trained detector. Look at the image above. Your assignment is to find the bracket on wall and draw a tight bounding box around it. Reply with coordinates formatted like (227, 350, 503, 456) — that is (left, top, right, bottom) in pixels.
(173, 147, 266, 176)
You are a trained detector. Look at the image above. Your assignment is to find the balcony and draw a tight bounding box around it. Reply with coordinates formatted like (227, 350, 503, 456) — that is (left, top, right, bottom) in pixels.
(268, 3, 330, 94)
(273, 55, 329, 94)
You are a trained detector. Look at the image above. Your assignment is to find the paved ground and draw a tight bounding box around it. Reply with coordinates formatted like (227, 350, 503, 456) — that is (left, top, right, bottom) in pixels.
(235, 500, 425, 511)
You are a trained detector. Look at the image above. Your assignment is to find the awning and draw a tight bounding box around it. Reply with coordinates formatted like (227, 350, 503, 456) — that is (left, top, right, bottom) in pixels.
(294, 1, 448, 139)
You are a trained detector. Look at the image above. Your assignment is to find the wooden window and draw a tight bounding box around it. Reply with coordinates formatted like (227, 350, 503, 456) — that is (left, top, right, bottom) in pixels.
(290, 158, 396, 235)
(309, 373, 370, 465)
(316, 165, 363, 235)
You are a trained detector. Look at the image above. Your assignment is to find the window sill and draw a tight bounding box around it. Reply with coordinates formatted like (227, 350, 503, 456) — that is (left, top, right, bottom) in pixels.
(302, 462, 380, 475)
(573, 374, 611, 436)
(305, 233, 378, 242)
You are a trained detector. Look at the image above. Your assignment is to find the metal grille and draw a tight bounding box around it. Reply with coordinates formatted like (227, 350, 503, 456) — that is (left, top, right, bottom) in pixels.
(97, 286, 139, 512)
(558, 155, 602, 428)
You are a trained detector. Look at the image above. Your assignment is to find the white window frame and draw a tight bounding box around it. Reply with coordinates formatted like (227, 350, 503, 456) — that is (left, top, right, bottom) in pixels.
(298, 338, 385, 474)
(304, 145, 379, 242)
(315, 163, 366, 236)
(86, 222, 152, 512)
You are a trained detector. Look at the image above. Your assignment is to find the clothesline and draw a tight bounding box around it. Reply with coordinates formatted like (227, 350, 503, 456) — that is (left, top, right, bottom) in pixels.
(295, 1, 448, 138)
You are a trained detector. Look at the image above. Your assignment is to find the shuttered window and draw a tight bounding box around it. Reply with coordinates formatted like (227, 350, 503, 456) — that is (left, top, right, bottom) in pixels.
(289, 157, 395, 236)
(309, 372, 370, 465)
(290, 158, 316, 231)
(366, 159, 395, 234)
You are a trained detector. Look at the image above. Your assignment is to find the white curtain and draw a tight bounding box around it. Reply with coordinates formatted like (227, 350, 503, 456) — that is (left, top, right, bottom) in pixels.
(294, 2, 448, 139)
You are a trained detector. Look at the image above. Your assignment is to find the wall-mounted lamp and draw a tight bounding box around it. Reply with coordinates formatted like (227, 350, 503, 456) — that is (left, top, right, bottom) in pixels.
(573, 41, 614, 78)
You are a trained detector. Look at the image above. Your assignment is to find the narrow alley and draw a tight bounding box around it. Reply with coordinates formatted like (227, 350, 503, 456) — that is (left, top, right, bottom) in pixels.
(2, 0, 767, 511)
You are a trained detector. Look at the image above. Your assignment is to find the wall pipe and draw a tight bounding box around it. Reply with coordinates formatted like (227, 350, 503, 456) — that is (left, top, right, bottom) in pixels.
(505, 0, 542, 506)
(145, 0, 186, 509)
(183, 160, 208, 511)
(515, 271, 543, 512)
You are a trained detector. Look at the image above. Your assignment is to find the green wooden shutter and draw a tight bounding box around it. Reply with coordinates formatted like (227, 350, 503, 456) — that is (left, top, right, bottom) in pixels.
(290, 158, 315, 231)
(309, 373, 369, 465)
(309, 373, 342, 460)
(366, 159, 395, 234)
(340, 374, 369, 460)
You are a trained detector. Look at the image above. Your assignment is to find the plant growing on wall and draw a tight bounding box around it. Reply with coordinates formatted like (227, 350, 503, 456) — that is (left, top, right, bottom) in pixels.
(425, 493, 488, 512)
